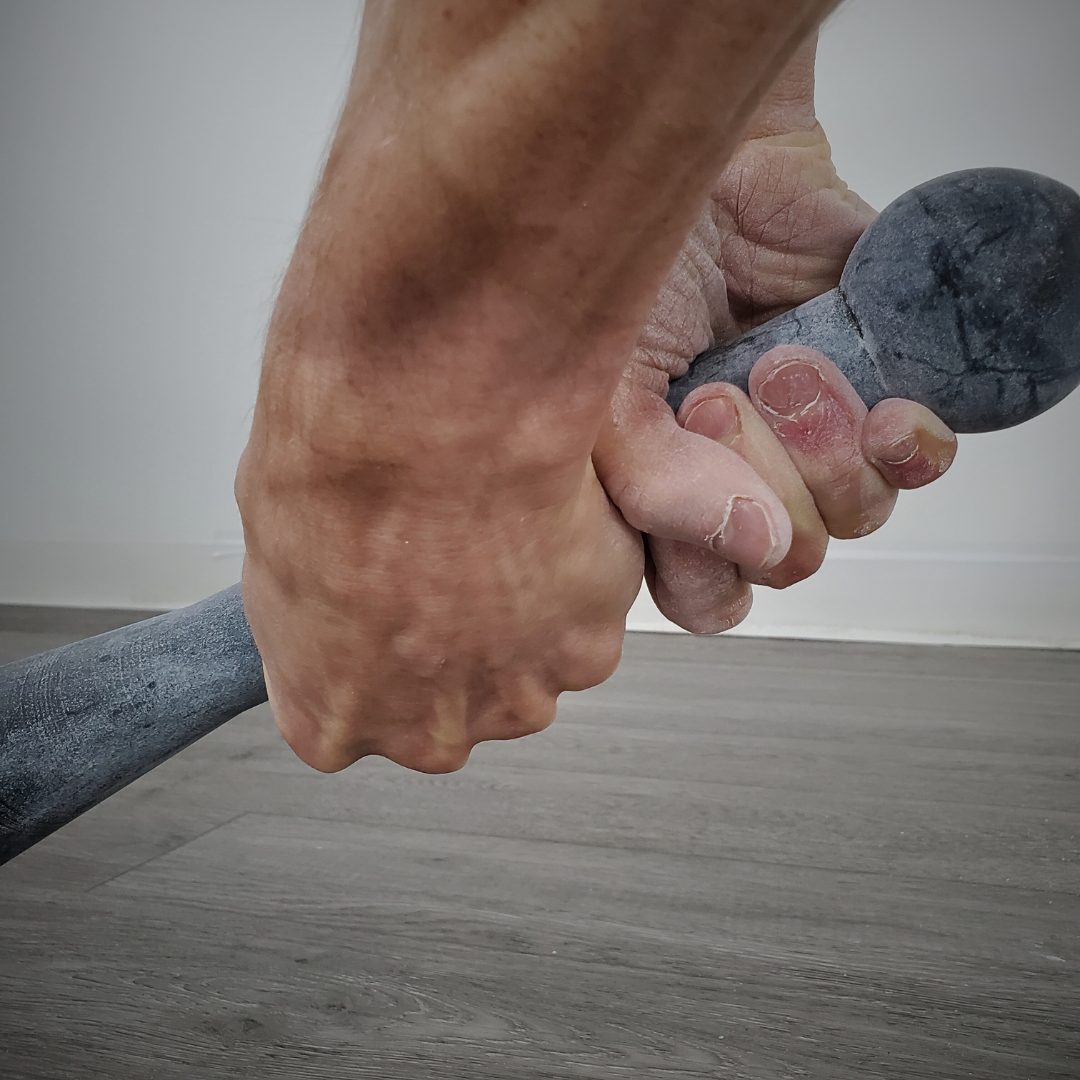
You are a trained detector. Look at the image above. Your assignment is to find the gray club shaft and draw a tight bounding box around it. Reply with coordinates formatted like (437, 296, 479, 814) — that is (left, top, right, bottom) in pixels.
(0, 584, 265, 864)
(666, 288, 880, 413)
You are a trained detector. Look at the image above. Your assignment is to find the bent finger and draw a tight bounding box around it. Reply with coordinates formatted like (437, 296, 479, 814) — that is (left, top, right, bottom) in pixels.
(748, 346, 897, 539)
(677, 382, 829, 588)
(647, 534, 752, 635)
(863, 398, 958, 489)
(593, 376, 792, 577)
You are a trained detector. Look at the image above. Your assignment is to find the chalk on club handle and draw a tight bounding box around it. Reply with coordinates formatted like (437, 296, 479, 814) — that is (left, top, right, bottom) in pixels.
(668, 169, 1080, 433)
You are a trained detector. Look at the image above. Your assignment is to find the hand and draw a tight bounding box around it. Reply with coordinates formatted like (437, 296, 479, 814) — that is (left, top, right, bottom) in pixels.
(237, 397, 642, 773)
(237, 2, 846, 773)
(593, 38, 957, 633)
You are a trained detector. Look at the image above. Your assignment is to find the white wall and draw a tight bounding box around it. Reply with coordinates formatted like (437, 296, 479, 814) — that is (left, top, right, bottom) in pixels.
(0, 0, 361, 606)
(1, 1, 1078, 645)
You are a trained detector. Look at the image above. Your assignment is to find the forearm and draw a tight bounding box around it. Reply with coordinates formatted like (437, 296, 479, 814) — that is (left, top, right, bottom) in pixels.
(263, 0, 840, 471)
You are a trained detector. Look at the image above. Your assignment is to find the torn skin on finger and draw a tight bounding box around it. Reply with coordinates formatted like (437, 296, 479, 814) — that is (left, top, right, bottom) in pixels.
(871, 429, 957, 489)
(754, 359, 825, 419)
(678, 382, 828, 589)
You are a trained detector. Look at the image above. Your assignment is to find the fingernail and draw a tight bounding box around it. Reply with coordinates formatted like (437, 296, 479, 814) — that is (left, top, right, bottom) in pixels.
(683, 395, 741, 446)
(757, 361, 822, 417)
(875, 432, 919, 466)
(711, 496, 784, 569)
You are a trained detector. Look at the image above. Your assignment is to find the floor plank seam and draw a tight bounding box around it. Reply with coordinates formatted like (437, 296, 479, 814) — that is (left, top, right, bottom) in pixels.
(617, 660, 1080, 682)
(143, 810, 1078, 896)
(83, 811, 253, 893)
(381, 762, 1080, 812)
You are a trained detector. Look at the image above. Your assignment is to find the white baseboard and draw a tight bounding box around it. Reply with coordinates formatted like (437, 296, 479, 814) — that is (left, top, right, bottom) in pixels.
(1, 540, 1076, 648)
(628, 548, 1080, 649)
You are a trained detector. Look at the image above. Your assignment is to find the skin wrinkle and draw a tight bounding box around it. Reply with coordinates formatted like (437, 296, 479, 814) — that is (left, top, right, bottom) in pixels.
(716, 135, 870, 325)
(634, 226, 724, 380)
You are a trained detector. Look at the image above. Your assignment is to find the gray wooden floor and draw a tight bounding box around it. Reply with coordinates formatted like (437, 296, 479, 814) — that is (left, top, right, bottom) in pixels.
(1, 611, 1077, 1079)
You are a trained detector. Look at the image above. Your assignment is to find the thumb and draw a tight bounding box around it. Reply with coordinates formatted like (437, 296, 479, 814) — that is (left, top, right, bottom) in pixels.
(594, 378, 792, 576)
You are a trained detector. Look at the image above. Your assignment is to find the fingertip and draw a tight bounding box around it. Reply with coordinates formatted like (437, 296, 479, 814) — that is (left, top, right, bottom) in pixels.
(746, 533, 828, 589)
(710, 494, 792, 573)
(658, 585, 753, 635)
(865, 399, 958, 489)
(676, 383, 752, 447)
(646, 535, 753, 635)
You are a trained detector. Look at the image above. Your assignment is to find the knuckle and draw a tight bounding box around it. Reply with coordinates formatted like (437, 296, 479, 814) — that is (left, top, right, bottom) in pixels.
(396, 743, 472, 774)
(378, 714, 474, 774)
(607, 468, 671, 536)
(470, 686, 558, 746)
(819, 447, 872, 493)
(511, 697, 559, 738)
(832, 503, 893, 540)
(557, 625, 626, 691)
(811, 455, 896, 541)
(276, 717, 358, 773)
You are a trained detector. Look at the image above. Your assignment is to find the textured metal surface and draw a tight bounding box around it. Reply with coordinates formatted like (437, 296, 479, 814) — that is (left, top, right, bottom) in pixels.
(668, 168, 1080, 432)
(0, 584, 266, 863)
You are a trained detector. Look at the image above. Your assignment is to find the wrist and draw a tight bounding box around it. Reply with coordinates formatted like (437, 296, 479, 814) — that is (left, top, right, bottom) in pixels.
(247, 335, 600, 513)
(258, 257, 635, 477)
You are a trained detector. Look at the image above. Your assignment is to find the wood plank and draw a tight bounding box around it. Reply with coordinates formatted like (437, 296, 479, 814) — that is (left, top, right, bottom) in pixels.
(1, 814, 1075, 1080)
